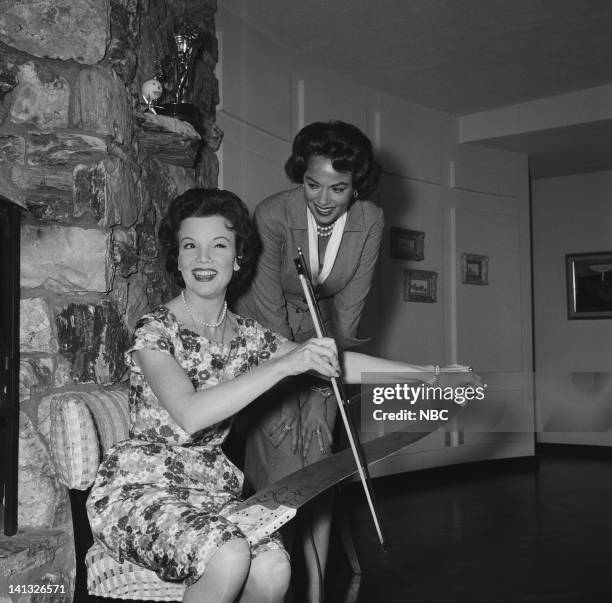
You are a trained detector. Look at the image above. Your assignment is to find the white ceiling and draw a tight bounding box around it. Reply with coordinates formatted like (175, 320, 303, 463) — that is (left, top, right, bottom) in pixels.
(221, 0, 612, 178)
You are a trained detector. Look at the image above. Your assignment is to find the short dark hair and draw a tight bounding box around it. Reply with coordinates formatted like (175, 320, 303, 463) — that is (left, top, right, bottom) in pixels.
(284, 120, 381, 199)
(158, 188, 258, 295)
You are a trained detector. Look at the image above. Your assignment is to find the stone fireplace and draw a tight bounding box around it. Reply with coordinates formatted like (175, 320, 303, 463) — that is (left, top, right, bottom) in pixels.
(0, 0, 220, 597)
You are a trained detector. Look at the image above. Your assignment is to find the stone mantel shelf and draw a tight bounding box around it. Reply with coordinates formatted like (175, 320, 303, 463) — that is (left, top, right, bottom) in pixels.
(135, 112, 201, 168)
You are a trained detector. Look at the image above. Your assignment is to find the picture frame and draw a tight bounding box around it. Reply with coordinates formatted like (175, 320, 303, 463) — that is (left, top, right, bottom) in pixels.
(566, 251, 612, 319)
(390, 227, 425, 261)
(403, 269, 437, 303)
(461, 253, 489, 286)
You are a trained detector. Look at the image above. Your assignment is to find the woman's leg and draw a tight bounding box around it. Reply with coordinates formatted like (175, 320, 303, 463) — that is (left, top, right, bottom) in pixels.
(183, 538, 251, 603)
(239, 549, 291, 603)
(301, 490, 334, 603)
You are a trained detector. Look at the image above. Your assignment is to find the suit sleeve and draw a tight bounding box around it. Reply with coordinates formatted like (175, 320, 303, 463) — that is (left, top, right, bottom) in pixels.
(331, 208, 384, 346)
(242, 201, 294, 340)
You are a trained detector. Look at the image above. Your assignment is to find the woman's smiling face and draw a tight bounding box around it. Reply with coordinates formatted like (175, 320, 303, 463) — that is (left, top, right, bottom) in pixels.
(177, 216, 239, 299)
(303, 155, 354, 225)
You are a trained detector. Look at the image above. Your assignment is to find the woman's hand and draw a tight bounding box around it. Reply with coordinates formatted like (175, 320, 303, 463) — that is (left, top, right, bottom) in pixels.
(268, 402, 300, 451)
(267, 388, 335, 457)
(297, 389, 334, 458)
(440, 364, 483, 383)
(278, 337, 339, 379)
(436, 365, 486, 405)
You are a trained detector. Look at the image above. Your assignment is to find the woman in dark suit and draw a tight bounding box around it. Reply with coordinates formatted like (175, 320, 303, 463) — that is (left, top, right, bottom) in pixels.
(235, 120, 383, 602)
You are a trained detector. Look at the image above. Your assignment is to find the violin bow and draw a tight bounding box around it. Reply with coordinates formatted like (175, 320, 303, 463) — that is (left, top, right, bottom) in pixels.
(294, 247, 387, 551)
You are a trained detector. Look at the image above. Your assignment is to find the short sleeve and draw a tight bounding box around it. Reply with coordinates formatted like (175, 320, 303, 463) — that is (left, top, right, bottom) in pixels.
(238, 317, 287, 364)
(124, 310, 176, 372)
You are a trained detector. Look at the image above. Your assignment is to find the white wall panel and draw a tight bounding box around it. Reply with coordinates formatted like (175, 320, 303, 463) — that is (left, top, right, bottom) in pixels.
(450, 159, 519, 198)
(376, 173, 445, 364)
(378, 94, 446, 184)
(301, 76, 368, 132)
(217, 9, 293, 140)
(455, 208, 523, 372)
(217, 111, 291, 211)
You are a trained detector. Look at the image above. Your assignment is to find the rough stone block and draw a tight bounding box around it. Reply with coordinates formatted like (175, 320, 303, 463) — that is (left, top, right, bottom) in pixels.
(111, 227, 139, 278)
(53, 357, 73, 389)
(0, 0, 110, 64)
(101, 157, 139, 227)
(104, 0, 138, 84)
(135, 212, 158, 261)
(0, 167, 28, 209)
(0, 134, 25, 164)
(0, 51, 20, 99)
(18, 413, 63, 529)
(109, 273, 149, 330)
(146, 160, 195, 229)
(12, 164, 74, 193)
(9, 62, 70, 129)
(74, 158, 139, 227)
(190, 48, 220, 121)
(20, 298, 57, 354)
(11, 132, 107, 201)
(141, 259, 173, 309)
(164, 163, 197, 196)
(73, 163, 106, 223)
(201, 119, 223, 152)
(196, 146, 220, 188)
(0, 529, 70, 598)
(19, 358, 54, 399)
(56, 300, 129, 384)
(27, 131, 107, 168)
(21, 225, 108, 294)
(110, 278, 129, 317)
(124, 273, 151, 330)
(71, 66, 133, 139)
(135, 113, 200, 166)
(24, 188, 73, 223)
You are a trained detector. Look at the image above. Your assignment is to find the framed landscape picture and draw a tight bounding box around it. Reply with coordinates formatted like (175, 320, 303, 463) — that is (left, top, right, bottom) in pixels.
(566, 251, 612, 319)
(461, 253, 489, 286)
(403, 269, 437, 303)
(390, 227, 425, 261)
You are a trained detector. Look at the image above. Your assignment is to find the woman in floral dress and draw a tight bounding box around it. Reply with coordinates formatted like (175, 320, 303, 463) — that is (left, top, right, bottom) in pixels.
(86, 187, 478, 603)
(87, 188, 344, 602)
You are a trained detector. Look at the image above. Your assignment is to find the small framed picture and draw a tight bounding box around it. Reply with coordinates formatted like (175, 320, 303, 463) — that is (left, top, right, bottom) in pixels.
(566, 251, 612, 319)
(390, 227, 425, 261)
(403, 269, 437, 303)
(461, 253, 489, 286)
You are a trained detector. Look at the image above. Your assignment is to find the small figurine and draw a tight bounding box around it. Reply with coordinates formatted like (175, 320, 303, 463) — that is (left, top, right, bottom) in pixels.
(141, 78, 163, 114)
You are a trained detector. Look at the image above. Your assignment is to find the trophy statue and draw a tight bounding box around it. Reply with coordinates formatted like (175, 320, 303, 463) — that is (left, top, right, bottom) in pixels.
(157, 22, 204, 128)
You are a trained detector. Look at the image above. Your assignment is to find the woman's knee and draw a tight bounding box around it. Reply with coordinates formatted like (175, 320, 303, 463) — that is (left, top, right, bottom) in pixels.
(209, 537, 252, 580)
(185, 539, 252, 603)
(248, 550, 291, 600)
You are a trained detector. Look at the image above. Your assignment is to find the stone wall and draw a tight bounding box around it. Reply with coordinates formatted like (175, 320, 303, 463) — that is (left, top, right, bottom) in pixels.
(0, 0, 220, 596)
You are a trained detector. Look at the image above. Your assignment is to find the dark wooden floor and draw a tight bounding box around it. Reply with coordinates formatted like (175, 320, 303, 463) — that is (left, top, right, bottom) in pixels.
(319, 445, 612, 603)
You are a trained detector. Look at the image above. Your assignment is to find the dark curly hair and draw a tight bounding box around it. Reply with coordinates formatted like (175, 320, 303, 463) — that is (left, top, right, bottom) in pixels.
(158, 188, 258, 295)
(284, 120, 381, 199)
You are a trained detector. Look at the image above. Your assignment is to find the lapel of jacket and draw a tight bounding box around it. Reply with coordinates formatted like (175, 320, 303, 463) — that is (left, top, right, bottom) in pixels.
(323, 201, 367, 291)
(285, 188, 369, 293)
(286, 186, 308, 263)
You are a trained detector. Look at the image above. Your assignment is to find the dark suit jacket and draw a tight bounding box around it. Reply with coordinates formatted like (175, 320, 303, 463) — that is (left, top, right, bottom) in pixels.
(235, 186, 384, 348)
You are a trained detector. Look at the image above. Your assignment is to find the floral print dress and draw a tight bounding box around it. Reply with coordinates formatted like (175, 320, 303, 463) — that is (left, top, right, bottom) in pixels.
(86, 306, 287, 586)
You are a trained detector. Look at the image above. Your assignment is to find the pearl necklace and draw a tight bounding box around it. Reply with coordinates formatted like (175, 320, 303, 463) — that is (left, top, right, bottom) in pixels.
(316, 221, 336, 237)
(181, 290, 227, 329)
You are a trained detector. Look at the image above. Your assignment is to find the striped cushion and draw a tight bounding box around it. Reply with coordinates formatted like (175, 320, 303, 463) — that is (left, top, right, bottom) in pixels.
(86, 542, 185, 601)
(49, 388, 130, 490)
(50, 395, 100, 490)
(83, 387, 130, 453)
